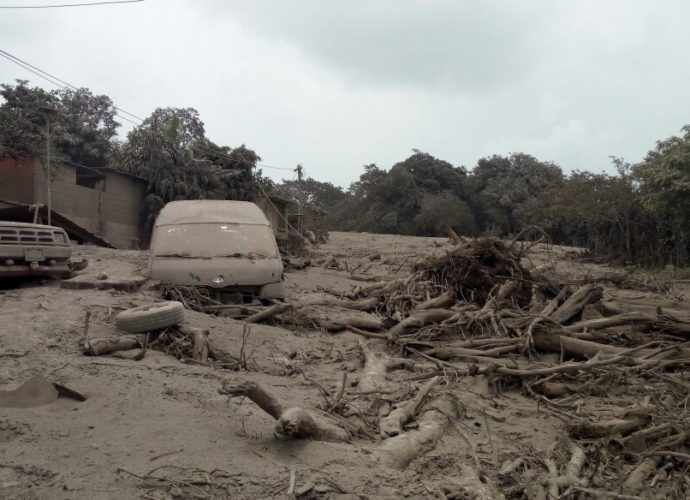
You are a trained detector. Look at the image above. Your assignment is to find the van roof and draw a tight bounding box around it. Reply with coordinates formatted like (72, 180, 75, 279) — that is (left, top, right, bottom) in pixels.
(154, 200, 271, 227)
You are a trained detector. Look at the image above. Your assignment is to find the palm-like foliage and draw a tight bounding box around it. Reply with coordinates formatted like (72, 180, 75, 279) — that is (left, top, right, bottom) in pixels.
(117, 107, 260, 228)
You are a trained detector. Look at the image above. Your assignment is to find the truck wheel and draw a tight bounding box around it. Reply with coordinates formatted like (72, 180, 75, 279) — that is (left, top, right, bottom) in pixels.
(115, 301, 185, 333)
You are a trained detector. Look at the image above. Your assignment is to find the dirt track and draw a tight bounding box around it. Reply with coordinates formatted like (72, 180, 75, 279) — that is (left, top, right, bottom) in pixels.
(0, 232, 686, 499)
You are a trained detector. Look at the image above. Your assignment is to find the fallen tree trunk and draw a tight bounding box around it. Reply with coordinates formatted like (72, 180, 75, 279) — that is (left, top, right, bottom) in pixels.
(532, 330, 640, 359)
(244, 303, 293, 323)
(387, 309, 455, 340)
(533, 381, 580, 398)
(317, 296, 380, 312)
(445, 225, 462, 245)
(443, 464, 496, 500)
(322, 316, 383, 332)
(358, 340, 392, 393)
(548, 284, 603, 324)
(376, 392, 460, 469)
(568, 406, 654, 439)
(415, 292, 455, 311)
(81, 335, 142, 356)
(379, 376, 439, 437)
(563, 312, 656, 333)
(220, 380, 348, 442)
(190, 328, 209, 362)
(348, 273, 383, 283)
(424, 344, 521, 360)
(623, 457, 658, 493)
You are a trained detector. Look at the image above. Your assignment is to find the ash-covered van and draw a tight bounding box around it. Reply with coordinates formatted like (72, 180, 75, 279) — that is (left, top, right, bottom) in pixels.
(148, 200, 284, 303)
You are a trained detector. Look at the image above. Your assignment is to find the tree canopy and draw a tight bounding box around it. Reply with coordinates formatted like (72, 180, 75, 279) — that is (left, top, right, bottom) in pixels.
(117, 107, 260, 226)
(0, 80, 119, 167)
(3, 79, 690, 266)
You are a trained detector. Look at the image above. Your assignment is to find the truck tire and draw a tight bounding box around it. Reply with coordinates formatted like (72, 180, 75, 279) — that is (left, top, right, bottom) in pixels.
(115, 301, 185, 333)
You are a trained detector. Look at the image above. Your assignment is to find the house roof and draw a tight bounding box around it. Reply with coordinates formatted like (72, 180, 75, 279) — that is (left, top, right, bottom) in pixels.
(262, 193, 296, 205)
(63, 161, 147, 183)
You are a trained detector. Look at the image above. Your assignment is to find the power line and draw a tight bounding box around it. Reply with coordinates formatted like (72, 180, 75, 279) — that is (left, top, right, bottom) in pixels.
(0, 49, 144, 125)
(0, 0, 144, 9)
(0, 51, 66, 89)
(3, 49, 144, 122)
(0, 49, 296, 171)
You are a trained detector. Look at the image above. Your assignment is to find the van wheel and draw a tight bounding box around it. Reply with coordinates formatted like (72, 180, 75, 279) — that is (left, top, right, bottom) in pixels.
(115, 301, 185, 333)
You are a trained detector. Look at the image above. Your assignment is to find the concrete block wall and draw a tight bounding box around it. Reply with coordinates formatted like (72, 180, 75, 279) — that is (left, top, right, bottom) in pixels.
(0, 156, 35, 204)
(33, 162, 146, 248)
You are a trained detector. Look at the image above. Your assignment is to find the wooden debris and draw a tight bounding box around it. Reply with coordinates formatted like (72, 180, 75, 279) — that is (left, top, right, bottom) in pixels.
(244, 303, 293, 323)
(379, 376, 438, 437)
(81, 335, 142, 356)
(569, 406, 654, 438)
(386, 309, 455, 339)
(189, 327, 210, 362)
(220, 380, 348, 442)
(322, 316, 383, 332)
(548, 284, 603, 324)
(376, 392, 460, 468)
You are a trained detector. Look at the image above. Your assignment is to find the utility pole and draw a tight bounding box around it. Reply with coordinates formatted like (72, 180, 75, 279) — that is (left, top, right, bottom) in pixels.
(40, 105, 58, 226)
(294, 164, 303, 236)
(45, 114, 51, 226)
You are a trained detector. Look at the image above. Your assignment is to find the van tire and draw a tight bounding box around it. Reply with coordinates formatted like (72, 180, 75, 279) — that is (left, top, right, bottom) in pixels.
(115, 301, 185, 333)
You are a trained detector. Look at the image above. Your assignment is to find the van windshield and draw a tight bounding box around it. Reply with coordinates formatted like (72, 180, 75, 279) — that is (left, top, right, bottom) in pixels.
(152, 223, 279, 259)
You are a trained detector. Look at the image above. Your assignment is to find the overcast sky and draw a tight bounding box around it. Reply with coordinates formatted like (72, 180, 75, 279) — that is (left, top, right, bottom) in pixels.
(1, 0, 689, 187)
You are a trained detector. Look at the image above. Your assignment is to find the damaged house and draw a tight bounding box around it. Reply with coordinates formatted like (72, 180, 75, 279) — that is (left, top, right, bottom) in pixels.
(0, 155, 147, 249)
(0, 155, 300, 250)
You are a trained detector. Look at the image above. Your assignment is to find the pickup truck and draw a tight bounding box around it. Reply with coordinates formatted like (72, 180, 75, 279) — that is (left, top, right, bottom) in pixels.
(0, 221, 72, 278)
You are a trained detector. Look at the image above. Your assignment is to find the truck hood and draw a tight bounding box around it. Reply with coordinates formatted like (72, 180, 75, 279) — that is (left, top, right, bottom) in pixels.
(148, 256, 283, 287)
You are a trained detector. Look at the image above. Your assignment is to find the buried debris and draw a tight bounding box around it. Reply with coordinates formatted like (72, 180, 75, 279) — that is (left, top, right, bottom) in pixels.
(81, 335, 143, 356)
(220, 379, 349, 442)
(81, 325, 239, 367)
(0, 375, 86, 408)
(270, 235, 690, 493)
(376, 392, 461, 469)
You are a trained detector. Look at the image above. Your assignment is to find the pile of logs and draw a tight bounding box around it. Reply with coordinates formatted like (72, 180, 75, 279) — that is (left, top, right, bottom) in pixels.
(225, 237, 690, 498)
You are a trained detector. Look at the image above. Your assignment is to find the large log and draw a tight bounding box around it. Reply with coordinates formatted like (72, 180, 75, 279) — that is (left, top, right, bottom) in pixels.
(379, 376, 439, 437)
(414, 292, 455, 311)
(322, 316, 383, 332)
(563, 312, 656, 333)
(358, 339, 391, 393)
(220, 380, 348, 442)
(548, 284, 603, 324)
(445, 225, 462, 245)
(319, 296, 380, 312)
(532, 330, 637, 359)
(81, 335, 142, 356)
(376, 393, 460, 469)
(534, 331, 690, 362)
(244, 303, 293, 323)
(190, 327, 209, 362)
(569, 406, 653, 438)
(387, 309, 455, 339)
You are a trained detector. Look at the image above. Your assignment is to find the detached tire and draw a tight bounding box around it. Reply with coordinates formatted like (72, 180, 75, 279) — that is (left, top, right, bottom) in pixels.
(115, 301, 185, 333)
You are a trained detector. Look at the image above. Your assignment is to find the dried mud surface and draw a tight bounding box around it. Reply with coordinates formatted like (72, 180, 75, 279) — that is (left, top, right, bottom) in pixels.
(0, 232, 687, 499)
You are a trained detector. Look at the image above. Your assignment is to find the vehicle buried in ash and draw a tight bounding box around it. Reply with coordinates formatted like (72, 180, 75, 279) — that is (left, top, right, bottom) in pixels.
(0, 221, 72, 279)
(147, 200, 285, 304)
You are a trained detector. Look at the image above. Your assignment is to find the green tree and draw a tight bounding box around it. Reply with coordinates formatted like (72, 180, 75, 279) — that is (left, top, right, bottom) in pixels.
(118, 107, 260, 227)
(277, 176, 349, 228)
(472, 153, 563, 234)
(636, 125, 690, 261)
(414, 192, 476, 236)
(0, 80, 119, 166)
(345, 153, 474, 235)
